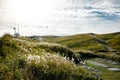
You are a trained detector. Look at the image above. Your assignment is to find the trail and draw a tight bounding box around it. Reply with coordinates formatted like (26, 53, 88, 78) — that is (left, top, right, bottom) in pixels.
(85, 59, 120, 72)
(90, 34, 115, 52)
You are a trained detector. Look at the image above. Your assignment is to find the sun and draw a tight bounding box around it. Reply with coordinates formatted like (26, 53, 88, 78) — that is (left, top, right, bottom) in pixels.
(7, 0, 56, 24)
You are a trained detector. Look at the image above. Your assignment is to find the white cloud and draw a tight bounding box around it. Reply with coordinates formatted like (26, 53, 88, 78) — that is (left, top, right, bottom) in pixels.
(0, 0, 120, 36)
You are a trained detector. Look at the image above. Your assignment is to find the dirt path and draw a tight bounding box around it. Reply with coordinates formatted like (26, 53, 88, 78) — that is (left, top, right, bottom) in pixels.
(84, 58, 120, 80)
(86, 59, 120, 71)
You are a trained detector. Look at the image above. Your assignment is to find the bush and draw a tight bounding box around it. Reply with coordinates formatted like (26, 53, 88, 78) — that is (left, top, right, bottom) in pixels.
(78, 50, 120, 62)
(37, 43, 80, 64)
(0, 34, 18, 58)
(26, 53, 97, 80)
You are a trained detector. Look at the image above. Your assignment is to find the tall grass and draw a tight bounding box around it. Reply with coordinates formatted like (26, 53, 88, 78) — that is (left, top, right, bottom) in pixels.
(78, 50, 120, 62)
(26, 53, 97, 80)
(0, 34, 18, 58)
(0, 34, 98, 80)
(37, 43, 80, 64)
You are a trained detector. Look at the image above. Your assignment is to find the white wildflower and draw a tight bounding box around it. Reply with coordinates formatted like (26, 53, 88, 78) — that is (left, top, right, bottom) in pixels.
(26, 54, 40, 63)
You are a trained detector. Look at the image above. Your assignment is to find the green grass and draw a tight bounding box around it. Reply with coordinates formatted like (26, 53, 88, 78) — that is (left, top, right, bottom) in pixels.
(86, 59, 120, 80)
(44, 32, 120, 63)
(45, 32, 120, 53)
(97, 32, 120, 52)
(0, 34, 98, 80)
(76, 50, 120, 63)
(108, 35, 120, 52)
(1, 33, 120, 80)
(27, 53, 97, 80)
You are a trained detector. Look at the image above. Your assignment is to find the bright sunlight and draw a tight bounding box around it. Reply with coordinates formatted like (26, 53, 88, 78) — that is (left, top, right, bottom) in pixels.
(7, 0, 57, 24)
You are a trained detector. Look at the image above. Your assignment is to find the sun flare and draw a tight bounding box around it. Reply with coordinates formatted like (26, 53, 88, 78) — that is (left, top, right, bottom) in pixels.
(7, 0, 56, 24)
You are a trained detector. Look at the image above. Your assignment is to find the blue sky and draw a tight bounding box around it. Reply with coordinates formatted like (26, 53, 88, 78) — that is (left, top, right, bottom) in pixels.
(0, 0, 120, 36)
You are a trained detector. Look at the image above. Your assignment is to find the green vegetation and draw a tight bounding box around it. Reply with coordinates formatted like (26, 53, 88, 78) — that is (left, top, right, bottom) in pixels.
(45, 34, 108, 52)
(43, 32, 120, 80)
(0, 34, 98, 80)
(27, 54, 97, 80)
(1, 32, 119, 80)
(44, 32, 120, 62)
(68, 38, 108, 52)
(85, 59, 120, 80)
(36, 43, 81, 64)
(97, 32, 120, 51)
(77, 51, 120, 62)
(0, 34, 18, 58)
(108, 35, 120, 52)
(45, 32, 120, 52)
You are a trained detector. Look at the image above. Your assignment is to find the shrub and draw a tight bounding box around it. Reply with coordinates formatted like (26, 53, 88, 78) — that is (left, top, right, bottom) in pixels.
(37, 44, 80, 64)
(26, 53, 97, 80)
(78, 50, 120, 62)
(0, 34, 18, 58)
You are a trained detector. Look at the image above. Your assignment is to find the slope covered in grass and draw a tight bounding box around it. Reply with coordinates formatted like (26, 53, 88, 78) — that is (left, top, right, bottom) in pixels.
(97, 32, 120, 52)
(45, 32, 120, 52)
(44, 32, 120, 62)
(0, 34, 98, 80)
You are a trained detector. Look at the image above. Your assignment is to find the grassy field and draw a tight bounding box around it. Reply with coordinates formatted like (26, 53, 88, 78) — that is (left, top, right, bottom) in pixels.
(44, 32, 120, 62)
(1, 32, 120, 80)
(0, 34, 98, 80)
(43, 32, 120, 80)
(85, 58, 120, 80)
(44, 32, 120, 52)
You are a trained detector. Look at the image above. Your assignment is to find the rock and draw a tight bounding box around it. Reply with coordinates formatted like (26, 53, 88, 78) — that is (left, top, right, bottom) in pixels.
(106, 60, 112, 63)
(111, 62, 118, 65)
(108, 68, 120, 72)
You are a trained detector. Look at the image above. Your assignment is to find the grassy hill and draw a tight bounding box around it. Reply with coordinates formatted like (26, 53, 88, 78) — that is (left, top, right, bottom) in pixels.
(97, 32, 120, 52)
(39, 32, 120, 80)
(0, 34, 98, 80)
(44, 32, 120, 62)
(45, 32, 120, 53)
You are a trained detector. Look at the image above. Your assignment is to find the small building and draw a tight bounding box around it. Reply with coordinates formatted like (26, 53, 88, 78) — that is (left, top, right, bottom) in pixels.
(14, 33, 20, 37)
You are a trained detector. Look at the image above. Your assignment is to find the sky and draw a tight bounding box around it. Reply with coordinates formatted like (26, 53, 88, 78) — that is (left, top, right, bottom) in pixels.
(0, 0, 120, 36)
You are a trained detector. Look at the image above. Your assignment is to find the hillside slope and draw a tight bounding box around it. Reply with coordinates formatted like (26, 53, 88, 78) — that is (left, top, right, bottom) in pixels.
(0, 34, 98, 80)
(45, 32, 120, 52)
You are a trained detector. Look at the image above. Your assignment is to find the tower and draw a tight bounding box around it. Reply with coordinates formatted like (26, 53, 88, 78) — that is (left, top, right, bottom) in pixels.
(13, 24, 20, 37)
